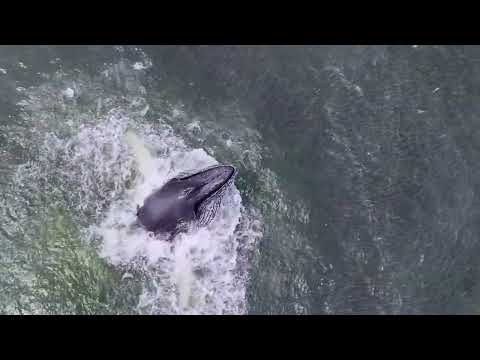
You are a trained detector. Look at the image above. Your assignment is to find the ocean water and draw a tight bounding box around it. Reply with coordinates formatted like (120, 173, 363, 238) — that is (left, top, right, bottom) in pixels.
(1, 45, 480, 314)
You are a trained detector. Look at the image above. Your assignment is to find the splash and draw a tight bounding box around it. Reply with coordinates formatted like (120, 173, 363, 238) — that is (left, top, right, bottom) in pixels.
(97, 126, 253, 314)
(124, 130, 156, 185)
(1, 55, 261, 314)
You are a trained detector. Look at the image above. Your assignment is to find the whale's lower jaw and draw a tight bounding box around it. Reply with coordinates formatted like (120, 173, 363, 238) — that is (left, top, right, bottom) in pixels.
(196, 172, 235, 226)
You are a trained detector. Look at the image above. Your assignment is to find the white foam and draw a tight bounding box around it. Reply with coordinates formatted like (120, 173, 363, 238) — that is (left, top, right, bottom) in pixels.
(133, 62, 148, 70)
(23, 106, 258, 314)
(8, 57, 261, 314)
(95, 126, 255, 314)
(62, 87, 75, 98)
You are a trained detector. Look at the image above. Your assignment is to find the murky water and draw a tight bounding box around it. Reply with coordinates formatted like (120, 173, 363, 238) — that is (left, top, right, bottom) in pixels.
(1, 45, 480, 314)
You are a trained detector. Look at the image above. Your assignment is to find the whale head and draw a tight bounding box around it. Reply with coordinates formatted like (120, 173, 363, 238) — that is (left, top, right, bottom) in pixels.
(136, 164, 237, 237)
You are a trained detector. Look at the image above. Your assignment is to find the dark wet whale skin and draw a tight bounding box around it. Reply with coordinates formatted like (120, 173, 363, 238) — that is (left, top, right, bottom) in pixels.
(136, 165, 237, 238)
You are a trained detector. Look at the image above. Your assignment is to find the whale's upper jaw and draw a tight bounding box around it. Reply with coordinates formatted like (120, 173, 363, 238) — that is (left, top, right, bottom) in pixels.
(182, 164, 237, 225)
(178, 165, 237, 206)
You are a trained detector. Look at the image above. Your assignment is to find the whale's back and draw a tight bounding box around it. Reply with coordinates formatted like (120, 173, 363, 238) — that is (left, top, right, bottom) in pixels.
(137, 180, 196, 234)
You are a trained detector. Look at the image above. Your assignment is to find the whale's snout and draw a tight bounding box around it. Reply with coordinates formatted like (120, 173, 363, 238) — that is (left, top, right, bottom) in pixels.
(181, 165, 236, 205)
(194, 165, 235, 186)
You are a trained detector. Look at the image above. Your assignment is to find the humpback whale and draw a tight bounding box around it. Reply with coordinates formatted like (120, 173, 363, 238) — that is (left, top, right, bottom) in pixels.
(136, 164, 237, 239)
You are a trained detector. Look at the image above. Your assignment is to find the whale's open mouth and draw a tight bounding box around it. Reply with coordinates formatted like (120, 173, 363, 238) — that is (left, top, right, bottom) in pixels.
(176, 165, 237, 208)
(171, 165, 237, 222)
